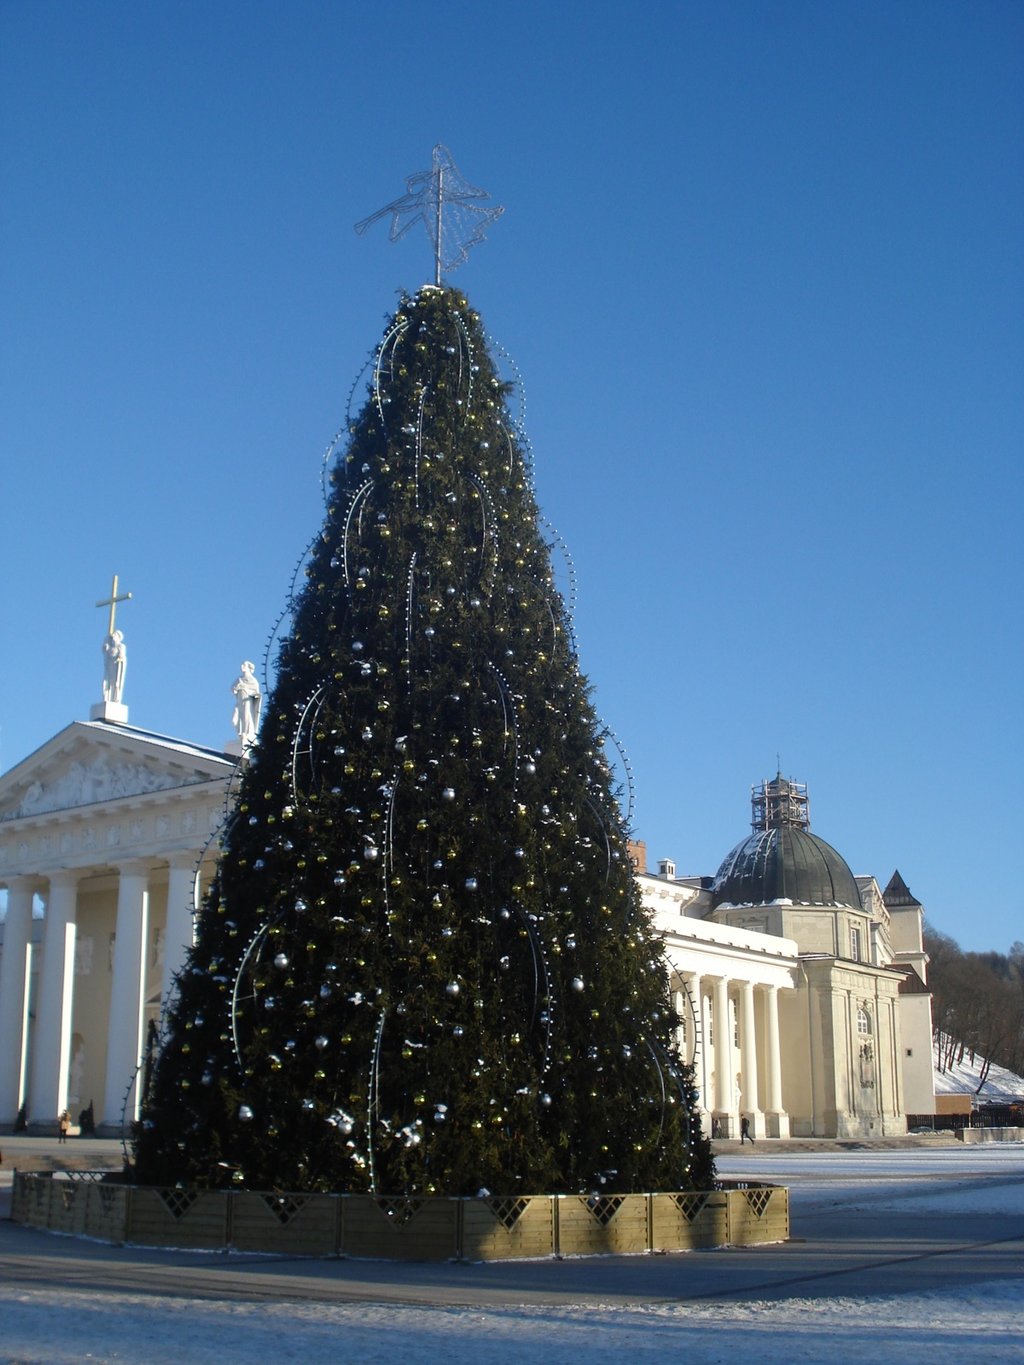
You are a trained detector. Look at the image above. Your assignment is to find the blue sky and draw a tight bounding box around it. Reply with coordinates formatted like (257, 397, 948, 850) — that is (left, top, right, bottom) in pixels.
(2, 1, 1021, 953)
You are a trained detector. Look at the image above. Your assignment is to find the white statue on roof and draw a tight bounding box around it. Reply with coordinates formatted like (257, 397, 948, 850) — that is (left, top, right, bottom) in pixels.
(102, 630, 127, 703)
(94, 574, 131, 716)
(231, 661, 262, 749)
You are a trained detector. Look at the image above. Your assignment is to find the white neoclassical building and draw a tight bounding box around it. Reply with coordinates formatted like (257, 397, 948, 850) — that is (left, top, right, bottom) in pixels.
(0, 719, 234, 1135)
(635, 775, 935, 1139)
(0, 640, 933, 1140)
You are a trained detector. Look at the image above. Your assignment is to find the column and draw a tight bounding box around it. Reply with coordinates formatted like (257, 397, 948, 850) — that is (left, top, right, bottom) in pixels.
(161, 853, 198, 1012)
(739, 980, 762, 1135)
(696, 979, 711, 1117)
(101, 861, 150, 1132)
(805, 966, 826, 1136)
(712, 976, 732, 1129)
(672, 985, 686, 1057)
(28, 871, 79, 1131)
(686, 972, 702, 1069)
(765, 984, 788, 1136)
(686, 971, 710, 1134)
(0, 878, 36, 1124)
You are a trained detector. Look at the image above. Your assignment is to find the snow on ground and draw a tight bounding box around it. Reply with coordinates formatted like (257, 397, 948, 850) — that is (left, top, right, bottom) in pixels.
(782, 1166, 1024, 1217)
(0, 1281, 1022, 1365)
(932, 1033, 1024, 1101)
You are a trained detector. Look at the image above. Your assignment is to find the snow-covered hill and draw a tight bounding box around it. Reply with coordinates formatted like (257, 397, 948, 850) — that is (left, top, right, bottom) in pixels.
(933, 1034, 1024, 1102)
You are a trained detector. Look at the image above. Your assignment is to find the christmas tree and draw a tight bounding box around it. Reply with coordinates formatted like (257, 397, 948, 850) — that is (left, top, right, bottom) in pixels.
(135, 156, 711, 1197)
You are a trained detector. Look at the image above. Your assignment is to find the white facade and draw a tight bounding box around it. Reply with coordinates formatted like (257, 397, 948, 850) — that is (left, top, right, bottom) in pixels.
(638, 858, 934, 1139)
(0, 721, 233, 1134)
(643, 876, 799, 1138)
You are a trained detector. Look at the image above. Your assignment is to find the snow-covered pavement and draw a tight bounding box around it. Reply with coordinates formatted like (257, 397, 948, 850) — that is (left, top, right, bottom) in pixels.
(1, 1146, 1021, 1363)
(1, 1279, 1021, 1364)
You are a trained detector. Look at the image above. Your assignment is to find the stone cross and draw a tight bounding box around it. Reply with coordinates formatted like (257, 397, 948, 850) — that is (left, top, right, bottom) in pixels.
(96, 574, 132, 636)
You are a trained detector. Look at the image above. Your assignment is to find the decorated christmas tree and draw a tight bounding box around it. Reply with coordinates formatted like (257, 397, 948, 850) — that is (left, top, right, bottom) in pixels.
(135, 150, 711, 1196)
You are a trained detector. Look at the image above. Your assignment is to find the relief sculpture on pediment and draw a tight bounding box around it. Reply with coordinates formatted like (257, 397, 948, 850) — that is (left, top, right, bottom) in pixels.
(4, 756, 199, 821)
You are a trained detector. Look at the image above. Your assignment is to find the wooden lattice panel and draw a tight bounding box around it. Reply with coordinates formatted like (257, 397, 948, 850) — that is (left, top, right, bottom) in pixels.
(127, 1188, 230, 1248)
(461, 1196, 555, 1261)
(83, 1183, 129, 1243)
(649, 1191, 727, 1251)
(340, 1194, 460, 1260)
(744, 1187, 772, 1219)
(726, 1186, 789, 1245)
(158, 1188, 198, 1220)
(42, 1179, 89, 1236)
(673, 1191, 711, 1223)
(556, 1194, 649, 1255)
(231, 1192, 340, 1254)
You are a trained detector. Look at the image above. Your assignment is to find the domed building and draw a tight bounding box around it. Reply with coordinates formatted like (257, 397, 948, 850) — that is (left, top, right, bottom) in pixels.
(712, 776, 862, 915)
(711, 775, 874, 958)
(636, 775, 935, 1140)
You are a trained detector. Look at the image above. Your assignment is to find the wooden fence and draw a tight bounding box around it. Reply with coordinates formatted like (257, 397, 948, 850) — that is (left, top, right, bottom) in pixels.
(11, 1172, 787, 1260)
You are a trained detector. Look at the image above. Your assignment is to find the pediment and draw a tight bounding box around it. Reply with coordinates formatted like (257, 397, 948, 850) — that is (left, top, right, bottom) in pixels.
(0, 721, 235, 823)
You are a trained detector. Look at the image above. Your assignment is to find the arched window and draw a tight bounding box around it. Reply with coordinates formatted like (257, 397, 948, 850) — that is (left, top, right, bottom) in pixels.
(857, 1006, 872, 1036)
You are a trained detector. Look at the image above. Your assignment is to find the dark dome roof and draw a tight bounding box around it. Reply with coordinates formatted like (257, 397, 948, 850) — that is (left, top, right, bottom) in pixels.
(712, 824, 862, 910)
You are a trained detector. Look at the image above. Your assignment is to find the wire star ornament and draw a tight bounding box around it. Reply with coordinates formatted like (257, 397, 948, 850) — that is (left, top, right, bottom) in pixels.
(355, 145, 504, 285)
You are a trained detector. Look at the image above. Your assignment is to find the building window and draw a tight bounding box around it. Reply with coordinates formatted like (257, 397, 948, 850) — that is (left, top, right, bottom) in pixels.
(857, 1006, 872, 1036)
(850, 926, 862, 962)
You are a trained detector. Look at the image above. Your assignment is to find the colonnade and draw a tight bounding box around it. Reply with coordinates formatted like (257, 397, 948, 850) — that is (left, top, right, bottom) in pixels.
(673, 971, 790, 1139)
(0, 855, 198, 1132)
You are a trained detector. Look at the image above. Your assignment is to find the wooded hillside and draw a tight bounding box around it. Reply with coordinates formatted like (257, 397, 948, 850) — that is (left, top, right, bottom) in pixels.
(925, 928, 1024, 1087)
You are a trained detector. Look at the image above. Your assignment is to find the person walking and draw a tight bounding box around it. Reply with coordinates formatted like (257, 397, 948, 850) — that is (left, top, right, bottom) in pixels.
(740, 1115, 753, 1145)
(58, 1110, 70, 1144)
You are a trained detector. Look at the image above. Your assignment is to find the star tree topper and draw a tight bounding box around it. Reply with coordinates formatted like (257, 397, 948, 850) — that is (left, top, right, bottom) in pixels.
(355, 144, 504, 284)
